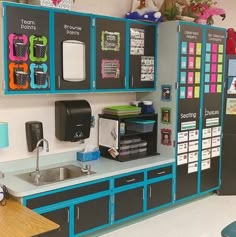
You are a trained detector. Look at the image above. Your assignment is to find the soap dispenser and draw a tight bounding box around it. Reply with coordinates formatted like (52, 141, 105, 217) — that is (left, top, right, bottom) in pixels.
(25, 121, 44, 152)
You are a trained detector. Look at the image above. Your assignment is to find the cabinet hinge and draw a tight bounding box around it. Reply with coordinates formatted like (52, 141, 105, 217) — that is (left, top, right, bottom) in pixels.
(177, 25, 181, 32)
(173, 140, 176, 147)
(175, 82, 178, 90)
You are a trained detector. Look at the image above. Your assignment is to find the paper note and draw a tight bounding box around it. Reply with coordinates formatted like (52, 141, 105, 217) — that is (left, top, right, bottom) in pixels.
(196, 43, 202, 55)
(217, 85, 222, 93)
(217, 74, 222, 82)
(202, 159, 211, 170)
(180, 72, 186, 84)
(212, 136, 221, 147)
(212, 54, 217, 63)
(202, 149, 211, 160)
(205, 74, 210, 83)
(212, 126, 221, 137)
(210, 84, 216, 93)
(211, 64, 217, 73)
(188, 151, 198, 163)
(202, 128, 211, 138)
(188, 162, 198, 173)
(205, 64, 210, 73)
(178, 131, 188, 143)
(205, 84, 210, 93)
(181, 42, 187, 54)
(195, 57, 201, 69)
(177, 153, 188, 165)
(187, 87, 193, 98)
(218, 64, 223, 73)
(211, 74, 216, 82)
(202, 138, 211, 149)
(218, 54, 223, 63)
(189, 42, 195, 55)
(189, 130, 199, 141)
(205, 53, 211, 62)
(212, 147, 220, 157)
(178, 142, 188, 154)
(188, 72, 194, 84)
(180, 87, 186, 99)
(228, 59, 236, 76)
(194, 86, 200, 98)
(206, 43, 211, 52)
(181, 57, 187, 69)
(188, 57, 194, 69)
(189, 140, 199, 152)
(218, 44, 224, 53)
(195, 72, 200, 84)
(212, 43, 218, 53)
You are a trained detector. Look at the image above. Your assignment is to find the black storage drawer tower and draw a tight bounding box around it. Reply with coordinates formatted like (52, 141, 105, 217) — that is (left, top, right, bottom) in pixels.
(98, 113, 158, 162)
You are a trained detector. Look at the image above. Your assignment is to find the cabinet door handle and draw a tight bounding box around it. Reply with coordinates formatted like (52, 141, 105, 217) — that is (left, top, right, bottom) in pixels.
(67, 208, 70, 223)
(142, 188, 144, 200)
(149, 186, 152, 198)
(131, 75, 134, 87)
(126, 178, 136, 183)
(57, 75, 61, 88)
(76, 206, 80, 220)
(157, 171, 166, 175)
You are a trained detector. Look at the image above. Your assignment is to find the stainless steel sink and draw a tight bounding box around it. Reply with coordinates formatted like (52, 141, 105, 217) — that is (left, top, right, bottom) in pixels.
(16, 165, 96, 186)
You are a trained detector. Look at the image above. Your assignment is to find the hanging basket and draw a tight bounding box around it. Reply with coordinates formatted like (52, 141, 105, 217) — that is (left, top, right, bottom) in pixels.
(40, 0, 72, 10)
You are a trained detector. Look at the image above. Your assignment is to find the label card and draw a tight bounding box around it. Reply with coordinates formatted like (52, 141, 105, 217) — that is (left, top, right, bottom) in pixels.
(202, 138, 211, 149)
(189, 140, 198, 152)
(212, 136, 221, 147)
(202, 128, 211, 138)
(188, 151, 198, 163)
(188, 162, 198, 173)
(178, 131, 188, 143)
(212, 147, 220, 157)
(202, 159, 211, 170)
(202, 149, 211, 160)
(177, 153, 188, 165)
(178, 142, 188, 154)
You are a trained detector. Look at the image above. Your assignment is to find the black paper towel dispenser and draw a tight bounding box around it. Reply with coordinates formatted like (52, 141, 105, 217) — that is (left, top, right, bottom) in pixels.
(55, 100, 91, 142)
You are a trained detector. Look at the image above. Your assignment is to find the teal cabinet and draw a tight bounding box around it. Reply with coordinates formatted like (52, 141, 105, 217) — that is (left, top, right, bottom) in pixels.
(22, 162, 174, 236)
(127, 21, 157, 91)
(138, 21, 226, 201)
(2, 2, 157, 95)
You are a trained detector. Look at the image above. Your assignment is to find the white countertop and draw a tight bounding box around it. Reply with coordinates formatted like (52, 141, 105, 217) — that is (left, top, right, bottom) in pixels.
(0, 152, 174, 198)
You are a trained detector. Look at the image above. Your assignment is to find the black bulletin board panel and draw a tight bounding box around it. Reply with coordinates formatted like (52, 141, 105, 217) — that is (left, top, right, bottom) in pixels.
(5, 6, 50, 91)
(54, 12, 91, 90)
(95, 18, 126, 89)
(129, 23, 155, 89)
(200, 28, 225, 192)
(176, 24, 203, 200)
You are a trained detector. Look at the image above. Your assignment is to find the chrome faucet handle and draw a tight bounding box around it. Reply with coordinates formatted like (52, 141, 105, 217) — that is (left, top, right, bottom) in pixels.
(85, 164, 91, 175)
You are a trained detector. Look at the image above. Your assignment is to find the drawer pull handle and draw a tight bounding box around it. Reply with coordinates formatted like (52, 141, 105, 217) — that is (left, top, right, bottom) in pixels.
(126, 178, 136, 183)
(149, 186, 152, 198)
(157, 171, 166, 175)
(67, 208, 70, 223)
(76, 206, 80, 220)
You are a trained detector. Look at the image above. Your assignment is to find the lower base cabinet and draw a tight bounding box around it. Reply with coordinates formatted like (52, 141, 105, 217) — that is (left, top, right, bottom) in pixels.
(23, 163, 174, 237)
(147, 179, 172, 210)
(74, 196, 110, 234)
(38, 208, 69, 237)
(114, 187, 144, 221)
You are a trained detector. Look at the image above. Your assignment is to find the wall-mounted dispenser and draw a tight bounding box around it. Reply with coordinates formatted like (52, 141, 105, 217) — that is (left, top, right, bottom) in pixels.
(55, 100, 91, 142)
(25, 121, 43, 152)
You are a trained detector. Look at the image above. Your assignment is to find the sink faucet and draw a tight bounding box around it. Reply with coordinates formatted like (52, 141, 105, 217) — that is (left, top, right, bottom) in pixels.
(35, 138, 49, 174)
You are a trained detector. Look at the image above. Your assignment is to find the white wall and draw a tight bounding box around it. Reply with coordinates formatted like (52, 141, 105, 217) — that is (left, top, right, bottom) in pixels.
(0, 0, 234, 162)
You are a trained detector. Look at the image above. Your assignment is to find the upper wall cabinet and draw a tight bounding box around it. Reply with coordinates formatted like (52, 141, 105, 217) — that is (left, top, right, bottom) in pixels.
(3, 3, 51, 94)
(54, 11, 92, 92)
(127, 21, 157, 91)
(95, 16, 126, 91)
(1, 2, 158, 95)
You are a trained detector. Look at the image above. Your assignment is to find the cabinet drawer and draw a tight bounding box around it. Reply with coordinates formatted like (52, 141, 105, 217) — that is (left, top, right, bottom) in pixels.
(114, 172, 144, 188)
(26, 180, 109, 209)
(147, 166, 172, 179)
